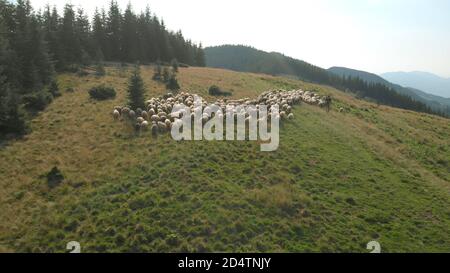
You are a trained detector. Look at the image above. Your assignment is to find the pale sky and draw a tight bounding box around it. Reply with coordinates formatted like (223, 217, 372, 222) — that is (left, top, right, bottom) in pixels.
(28, 0, 450, 78)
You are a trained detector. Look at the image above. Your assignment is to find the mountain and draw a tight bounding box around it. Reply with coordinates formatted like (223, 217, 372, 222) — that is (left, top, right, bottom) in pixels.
(205, 45, 438, 117)
(1, 65, 449, 252)
(329, 67, 450, 116)
(381, 71, 450, 98)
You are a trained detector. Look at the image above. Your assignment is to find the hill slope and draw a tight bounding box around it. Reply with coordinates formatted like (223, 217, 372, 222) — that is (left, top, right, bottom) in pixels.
(204, 45, 437, 117)
(329, 67, 450, 116)
(382, 71, 450, 98)
(0, 66, 449, 253)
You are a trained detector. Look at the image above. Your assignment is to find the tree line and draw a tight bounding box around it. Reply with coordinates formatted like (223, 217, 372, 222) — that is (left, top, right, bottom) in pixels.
(0, 0, 205, 137)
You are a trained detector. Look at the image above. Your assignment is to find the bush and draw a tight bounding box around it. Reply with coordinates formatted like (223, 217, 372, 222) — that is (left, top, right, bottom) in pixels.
(208, 85, 232, 96)
(162, 67, 170, 83)
(166, 74, 180, 92)
(171, 59, 179, 73)
(23, 90, 53, 111)
(95, 62, 106, 77)
(0, 88, 29, 136)
(152, 63, 162, 81)
(46, 167, 64, 189)
(48, 80, 61, 98)
(89, 85, 116, 100)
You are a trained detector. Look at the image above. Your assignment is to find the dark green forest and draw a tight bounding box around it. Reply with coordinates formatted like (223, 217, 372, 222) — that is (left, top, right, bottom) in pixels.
(0, 0, 205, 137)
(205, 45, 439, 117)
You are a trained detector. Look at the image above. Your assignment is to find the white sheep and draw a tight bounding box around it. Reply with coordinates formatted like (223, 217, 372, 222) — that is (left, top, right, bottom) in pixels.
(113, 109, 120, 120)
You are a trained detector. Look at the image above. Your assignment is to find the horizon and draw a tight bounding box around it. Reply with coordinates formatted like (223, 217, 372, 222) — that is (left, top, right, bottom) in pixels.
(26, 0, 450, 78)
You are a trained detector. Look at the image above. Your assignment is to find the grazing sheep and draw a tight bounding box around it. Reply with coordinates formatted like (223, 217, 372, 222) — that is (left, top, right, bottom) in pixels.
(114, 106, 122, 114)
(134, 122, 141, 132)
(113, 109, 120, 120)
(122, 107, 130, 115)
(151, 115, 160, 122)
(151, 124, 158, 136)
(129, 110, 136, 119)
(141, 121, 149, 131)
(141, 111, 148, 120)
(165, 119, 172, 129)
(137, 117, 145, 124)
(148, 109, 155, 116)
(158, 121, 167, 133)
(136, 108, 143, 116)
(288, 113, 294, 120)
(280, 111, 287, 120)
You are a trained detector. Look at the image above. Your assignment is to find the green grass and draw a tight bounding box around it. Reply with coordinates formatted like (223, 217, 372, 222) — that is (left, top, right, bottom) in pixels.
(0, 65, 449, 252)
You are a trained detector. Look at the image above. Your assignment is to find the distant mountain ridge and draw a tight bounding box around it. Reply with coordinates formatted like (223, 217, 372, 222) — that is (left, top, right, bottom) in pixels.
(381, 71, 450, 98)
(329, 67, 450, 116)
(205, 45, 445, 117)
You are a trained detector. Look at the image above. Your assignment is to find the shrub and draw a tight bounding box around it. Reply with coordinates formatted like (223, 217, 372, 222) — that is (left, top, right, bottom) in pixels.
(208, 85, 232, 96)
(47, 166, 64, 189)
(95, 62, 106, 77)
(166, 73, 180, 92)
(48, 80, 61, 98)
(0, 88, 29, 136)
(171, 58, 179, 73)
(152, 63, 162, 81)
(89, 85, 116, 100)
(23, 90, 53, 111)
(162, 67, 170, 83)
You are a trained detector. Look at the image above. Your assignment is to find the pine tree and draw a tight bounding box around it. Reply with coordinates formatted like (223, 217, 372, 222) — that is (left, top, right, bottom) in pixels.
(0, 16, 28, 135)
(92, 8, 107, 62)
(107, 0, 122, 61)
(60, 4, 80, 67)
(127, 66, 146, 109)
(75, 7, 92, 65)
(121, 3, 138, 62)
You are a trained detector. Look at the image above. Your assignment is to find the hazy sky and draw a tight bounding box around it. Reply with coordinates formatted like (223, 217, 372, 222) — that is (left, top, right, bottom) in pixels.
(29, 0, 450, 78)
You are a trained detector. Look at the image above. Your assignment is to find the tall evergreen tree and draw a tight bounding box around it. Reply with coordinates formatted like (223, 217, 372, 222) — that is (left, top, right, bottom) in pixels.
(127, 66, 146, 109)
(106, 0, 122, 61)
(121, 3, 138, 62)
(59, 4, 79, 67)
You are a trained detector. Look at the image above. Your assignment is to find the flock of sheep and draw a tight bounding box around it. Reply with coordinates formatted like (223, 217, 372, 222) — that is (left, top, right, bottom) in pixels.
(112, 89, 332, 135)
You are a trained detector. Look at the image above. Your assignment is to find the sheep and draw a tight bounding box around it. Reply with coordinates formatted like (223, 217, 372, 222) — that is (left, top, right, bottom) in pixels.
(141, 111, 149, 120)
(288, 113, 294, 120)
(129, 110, 136, 119)
(113, 109, 120, 120)
(280, 111, 287, 120)
(165, 119, 172, 129)
(114, 106, 122, 114)
(151, 115, 160, 122)
(137, 117, 145, 124)
(141, 121, 149, 131)
(134, 122, 141, 132)
(122, 107, 130, 115)
(151, 123, 158, 136)
(148, 108, 155, 116)
(136, 108, 143, 116)
(158, 121, 167, 133)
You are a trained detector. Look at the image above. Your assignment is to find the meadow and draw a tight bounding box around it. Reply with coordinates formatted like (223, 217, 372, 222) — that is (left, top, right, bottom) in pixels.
(0, 65, 448, 252)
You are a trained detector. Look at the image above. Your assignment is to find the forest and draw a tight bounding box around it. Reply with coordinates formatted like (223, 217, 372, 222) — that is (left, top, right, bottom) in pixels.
(0, 0, 205, 137)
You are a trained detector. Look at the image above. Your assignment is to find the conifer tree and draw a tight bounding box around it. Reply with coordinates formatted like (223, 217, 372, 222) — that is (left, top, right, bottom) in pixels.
(127, 66, 146, 109)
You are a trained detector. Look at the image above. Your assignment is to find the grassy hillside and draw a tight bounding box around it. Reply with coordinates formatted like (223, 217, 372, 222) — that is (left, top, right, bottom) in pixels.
(0, 65, 449, 253)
